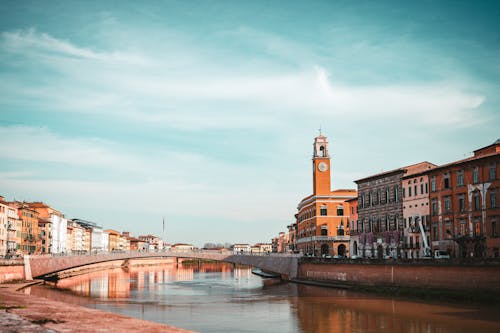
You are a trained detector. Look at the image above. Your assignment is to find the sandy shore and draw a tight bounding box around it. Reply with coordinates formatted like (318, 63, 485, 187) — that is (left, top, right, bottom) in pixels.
(0, 281, 197, 333)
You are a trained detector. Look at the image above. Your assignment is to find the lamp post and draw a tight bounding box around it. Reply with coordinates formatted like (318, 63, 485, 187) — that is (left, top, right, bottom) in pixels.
(310, 221, 312, 256)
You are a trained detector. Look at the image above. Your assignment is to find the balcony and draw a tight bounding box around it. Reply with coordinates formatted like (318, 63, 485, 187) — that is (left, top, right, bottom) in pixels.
(296, 235, 349, 244)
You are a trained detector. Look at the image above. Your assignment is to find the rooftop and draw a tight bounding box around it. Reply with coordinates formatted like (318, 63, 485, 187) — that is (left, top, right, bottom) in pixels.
(355, 161, 436, 183)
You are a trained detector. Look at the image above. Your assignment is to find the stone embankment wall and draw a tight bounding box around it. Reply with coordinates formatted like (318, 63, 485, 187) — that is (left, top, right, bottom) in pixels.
(0, 257, 177, 283)
(298, 261, 500, 291)
(0, 259, 24, 283)
(42, 257, 176, 279)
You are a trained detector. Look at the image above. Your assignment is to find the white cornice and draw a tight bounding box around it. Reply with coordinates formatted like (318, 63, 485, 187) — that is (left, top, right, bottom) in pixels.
(297, 195, 357, 210)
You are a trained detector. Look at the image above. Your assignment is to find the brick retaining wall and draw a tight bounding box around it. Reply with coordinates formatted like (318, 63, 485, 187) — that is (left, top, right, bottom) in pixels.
(0, 264, 24, 283)
(298, 261, 500, 291)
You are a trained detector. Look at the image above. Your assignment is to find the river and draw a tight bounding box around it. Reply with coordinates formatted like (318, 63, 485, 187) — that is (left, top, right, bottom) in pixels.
(27, 261, 500, 333)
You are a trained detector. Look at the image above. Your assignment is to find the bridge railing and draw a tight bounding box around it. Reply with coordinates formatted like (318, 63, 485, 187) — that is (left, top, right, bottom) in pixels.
(27, 250, 303, 259)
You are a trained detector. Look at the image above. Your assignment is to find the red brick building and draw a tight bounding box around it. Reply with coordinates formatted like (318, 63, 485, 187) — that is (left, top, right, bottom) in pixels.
(353, 162, 436, 259)
(425, 139, 500, 258)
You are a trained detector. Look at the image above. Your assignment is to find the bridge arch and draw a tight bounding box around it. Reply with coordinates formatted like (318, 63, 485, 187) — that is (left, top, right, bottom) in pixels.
(26, 252, 300, 280)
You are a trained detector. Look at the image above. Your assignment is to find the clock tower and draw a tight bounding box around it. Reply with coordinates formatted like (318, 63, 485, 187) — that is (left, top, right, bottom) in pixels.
(312, 134, 331, 195)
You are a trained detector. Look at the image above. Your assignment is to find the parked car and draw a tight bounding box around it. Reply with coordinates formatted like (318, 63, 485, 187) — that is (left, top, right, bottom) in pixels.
(434, 251, 450, 259)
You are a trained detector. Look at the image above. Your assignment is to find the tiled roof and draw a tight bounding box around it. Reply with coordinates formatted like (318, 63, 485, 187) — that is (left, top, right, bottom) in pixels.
(355, 161, 436, 183)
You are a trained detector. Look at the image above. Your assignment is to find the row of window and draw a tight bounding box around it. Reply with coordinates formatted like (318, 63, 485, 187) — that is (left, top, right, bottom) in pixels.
(431, 219, 497, 239)
(355, 214, 400, 233)
(359, 186, 400, 208)
(404, 183, 428, 197)
(297, 205, 345, 222)
(431, 190, 497, 215)
(430, 164, 497, 191)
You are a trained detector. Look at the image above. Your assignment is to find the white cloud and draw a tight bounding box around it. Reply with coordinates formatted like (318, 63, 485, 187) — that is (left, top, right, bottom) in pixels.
(1, 28, 149, 64)
(0, 29, 486, 130)
(0, 125, 302, 223)
(0, 126, 138, 169)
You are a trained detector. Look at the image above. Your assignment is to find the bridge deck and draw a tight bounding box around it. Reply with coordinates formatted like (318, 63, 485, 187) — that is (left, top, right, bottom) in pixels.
(26, 251, 300, 280)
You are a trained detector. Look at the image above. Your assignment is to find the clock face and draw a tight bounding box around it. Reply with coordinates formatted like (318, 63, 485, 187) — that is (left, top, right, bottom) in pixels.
(318, 162, 328, 172)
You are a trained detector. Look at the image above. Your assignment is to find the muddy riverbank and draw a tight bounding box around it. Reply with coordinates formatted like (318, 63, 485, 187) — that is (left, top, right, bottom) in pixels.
(0, 281, 196, 333)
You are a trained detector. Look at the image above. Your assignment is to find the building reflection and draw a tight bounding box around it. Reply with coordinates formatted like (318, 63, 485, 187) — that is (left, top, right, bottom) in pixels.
(56, 268, 130, 298)
(28, 262, 500, 333)
(52, 261, 241, 299)
(291, 284, 497, 333)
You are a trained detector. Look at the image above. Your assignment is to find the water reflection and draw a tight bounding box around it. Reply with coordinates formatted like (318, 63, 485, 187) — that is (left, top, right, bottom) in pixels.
(28, 261, 500, 333)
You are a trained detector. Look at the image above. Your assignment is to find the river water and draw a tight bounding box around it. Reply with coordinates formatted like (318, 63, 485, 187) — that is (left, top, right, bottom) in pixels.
(27, 261, 500, 333)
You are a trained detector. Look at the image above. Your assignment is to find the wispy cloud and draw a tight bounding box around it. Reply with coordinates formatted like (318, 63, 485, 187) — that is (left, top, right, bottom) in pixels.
(0, 126, 139, 169)
(0, 29, 486, 130)
(1, 28, 149, 64)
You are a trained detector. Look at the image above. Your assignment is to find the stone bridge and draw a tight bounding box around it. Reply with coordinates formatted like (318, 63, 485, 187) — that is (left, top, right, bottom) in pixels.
(25, 251, 300, 280)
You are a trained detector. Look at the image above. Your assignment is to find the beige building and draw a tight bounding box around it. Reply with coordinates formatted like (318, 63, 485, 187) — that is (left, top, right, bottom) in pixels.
(119, 233, 130, 251)
(402, 170, 435, 258)
(251, 243, 272, 254)
(272, 232, 290, 253)
(138, 234, 163, 251)
(105, 229, 121, 252)
(171, 243, 195, 252)
(67, 220, 88, 254)
(0, 197, 9, 256)
(8, 205, 20, 256)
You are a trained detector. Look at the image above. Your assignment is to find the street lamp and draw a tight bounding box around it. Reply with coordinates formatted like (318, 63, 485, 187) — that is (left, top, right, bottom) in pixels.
(310, 221, 312, 255)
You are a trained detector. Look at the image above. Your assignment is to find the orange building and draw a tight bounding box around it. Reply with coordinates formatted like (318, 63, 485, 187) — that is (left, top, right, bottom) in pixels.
(295, 134, 357, 257)
(7, 202, 40, 255)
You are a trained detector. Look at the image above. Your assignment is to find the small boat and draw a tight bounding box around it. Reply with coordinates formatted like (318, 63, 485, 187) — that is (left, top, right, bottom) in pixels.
(251, 268, 281, 279)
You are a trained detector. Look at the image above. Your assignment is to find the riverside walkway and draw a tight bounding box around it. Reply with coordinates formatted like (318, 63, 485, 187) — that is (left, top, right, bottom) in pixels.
(25, 250, 300, 280)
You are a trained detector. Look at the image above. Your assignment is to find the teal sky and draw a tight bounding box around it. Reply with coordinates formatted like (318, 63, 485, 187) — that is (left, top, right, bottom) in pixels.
(1, 1, 499, 246)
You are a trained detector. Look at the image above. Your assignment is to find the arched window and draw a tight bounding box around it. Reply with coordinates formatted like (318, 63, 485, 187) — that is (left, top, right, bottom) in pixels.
(320, 145, 326, 157)
(337, 206, 344, 216)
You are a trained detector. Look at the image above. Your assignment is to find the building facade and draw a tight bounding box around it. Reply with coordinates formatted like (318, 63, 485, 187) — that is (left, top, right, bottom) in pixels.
(105, 229, 121, 252)
(138, 234, 163, 251)
(251, 243, 272, 254)
(28, 202, 68, 254)
(401, 171, 434, 258)
(425, 140, 500, 258)
(0, 197, 10, 256)
(5, 202, 41, 255)
(353, 162, 435, 259)
(286, 223, 297, 253)
(295, 134, 357, 257)
(67, 220, 87, 254)
(272, 232, 289, 253)
(6, 204, 20, 256)
(347, 197, 358, 257)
